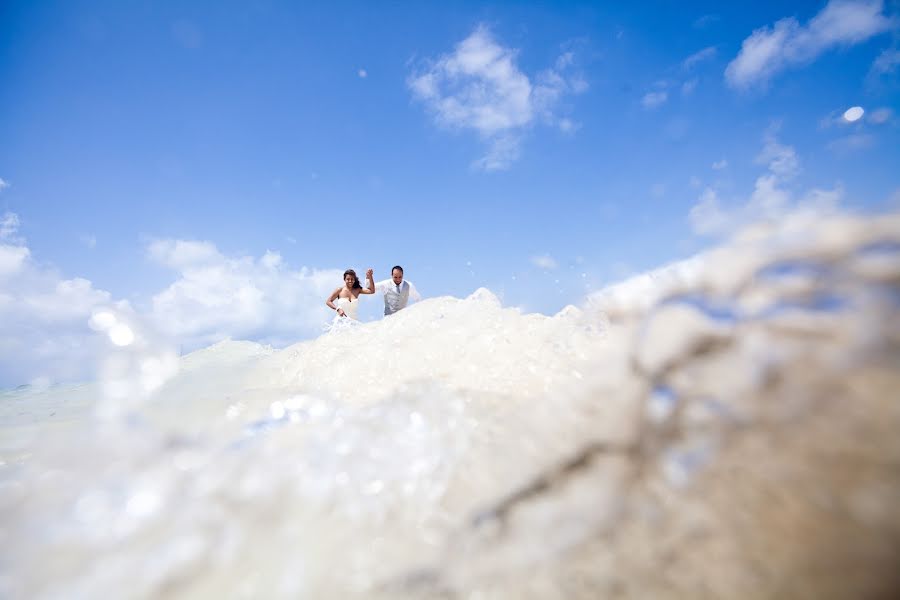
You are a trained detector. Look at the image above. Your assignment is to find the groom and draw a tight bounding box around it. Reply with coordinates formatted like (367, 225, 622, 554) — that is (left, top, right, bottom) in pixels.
(374, 265, 421, 316)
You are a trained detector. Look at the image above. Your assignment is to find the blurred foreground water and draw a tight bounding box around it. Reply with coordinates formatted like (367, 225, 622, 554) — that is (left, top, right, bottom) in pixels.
(2, 211, 899, 599)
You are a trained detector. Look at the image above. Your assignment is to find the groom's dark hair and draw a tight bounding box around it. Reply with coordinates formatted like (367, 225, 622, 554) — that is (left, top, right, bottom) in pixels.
(392, 265, 403, 274)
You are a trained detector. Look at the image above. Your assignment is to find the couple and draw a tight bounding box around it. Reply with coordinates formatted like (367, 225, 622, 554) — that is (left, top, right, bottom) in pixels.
(325, 265, 421, 321)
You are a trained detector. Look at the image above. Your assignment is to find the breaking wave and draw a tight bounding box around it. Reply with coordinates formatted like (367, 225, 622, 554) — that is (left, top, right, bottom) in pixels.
(2, 211, 899, 598)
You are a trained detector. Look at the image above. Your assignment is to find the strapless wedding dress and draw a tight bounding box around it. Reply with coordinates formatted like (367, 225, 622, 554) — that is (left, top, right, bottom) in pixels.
(334, 297, 359, 320)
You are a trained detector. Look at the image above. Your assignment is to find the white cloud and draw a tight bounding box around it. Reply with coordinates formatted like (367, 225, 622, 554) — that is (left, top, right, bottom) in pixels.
(748, 173, 792, 218)
(0, 213, 28, 277)
(712, 159, 728, 170)
(0, 217, 351, 387)
(0, 245, 29, 278)
(148, 241, 343, 349)
(358, 68, 368, 78)
(827, 132, 876, 153)
(408, 25, 586, 171)
(472, 133, 522, 171)
(820, 104, 894, 127)
(819, 110, 845, 128)
(689, 188, 730, 235)
(725, 0, 895, 89)
(801, 184, 845, 210)
(641, 90, 668, 109)
(651, 47, 714, 102)
(558, 118, 579, 133)
(1, 211, 21, 242)
(0, 216, 121, 385)
(756, 128, 799, 179)
(868, 106, 893, 123)
(743, 129, 801, 221)
(0, 177, 9, 191)
(147, 239, 222, 270)
(870, 47, 900, 76)
(689, 129, 842, 236)
(531, 254, 559, 270)
(683, 46, 717, 70)
(821, 106, 863, 127)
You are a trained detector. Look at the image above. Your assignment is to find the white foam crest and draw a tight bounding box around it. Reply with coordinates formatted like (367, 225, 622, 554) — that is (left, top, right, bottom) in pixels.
(2, 210, 900, 599)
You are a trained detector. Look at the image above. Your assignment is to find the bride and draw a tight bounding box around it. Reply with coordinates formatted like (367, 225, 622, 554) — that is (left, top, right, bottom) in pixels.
(326, 268, 375, 320)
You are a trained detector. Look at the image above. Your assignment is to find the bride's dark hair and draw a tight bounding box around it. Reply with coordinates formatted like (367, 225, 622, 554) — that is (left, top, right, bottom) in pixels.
(343, 269, 362, 290)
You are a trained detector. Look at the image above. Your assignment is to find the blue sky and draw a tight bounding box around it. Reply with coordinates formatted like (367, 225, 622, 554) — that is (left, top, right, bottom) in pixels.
(1, 0, 899, 384)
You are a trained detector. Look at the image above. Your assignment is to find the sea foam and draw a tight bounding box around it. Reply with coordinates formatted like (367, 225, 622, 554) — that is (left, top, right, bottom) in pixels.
(1, 211, 899, 599)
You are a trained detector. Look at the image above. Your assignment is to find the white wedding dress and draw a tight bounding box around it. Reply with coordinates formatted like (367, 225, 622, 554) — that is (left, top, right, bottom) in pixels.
(334, 297, 359, 321)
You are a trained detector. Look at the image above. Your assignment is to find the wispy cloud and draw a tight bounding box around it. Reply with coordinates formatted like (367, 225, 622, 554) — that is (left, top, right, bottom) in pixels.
(725, 0, 895, 90)
(690, 127, 840, 236)
(821, 104, 893, 127)
(0, 177, 9, 192)
(358, 68, 368, 78)
(531, 254, 559, 270)
(558, 117, 579, 133)
(681, 78, 699, 95)
(1, 211, 22, 243)
(818, 104, 890, 151)
(408, 25, 586, 171)
(147, 239, 222, 270)
(827, 132, 876, 153)
(756, 127, 799, 179)
(869, 47, 900, 76)
(712, 159, 728, 170)
(693, 14, 720, 29)
(649, 48, 715, 103)
(683, 46, 717, 70)
(868, 106, 893, 123)
(472, 134, 522, 171)
(641, 90, 668, 109)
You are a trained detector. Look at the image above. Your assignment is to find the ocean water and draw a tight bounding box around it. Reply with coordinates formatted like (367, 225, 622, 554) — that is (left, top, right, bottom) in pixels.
(2, 211, 900, 599)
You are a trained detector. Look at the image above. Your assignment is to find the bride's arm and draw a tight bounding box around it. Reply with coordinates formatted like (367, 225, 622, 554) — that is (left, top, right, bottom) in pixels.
(359, 268, 376, 294)
(326, 287, 345, 316)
